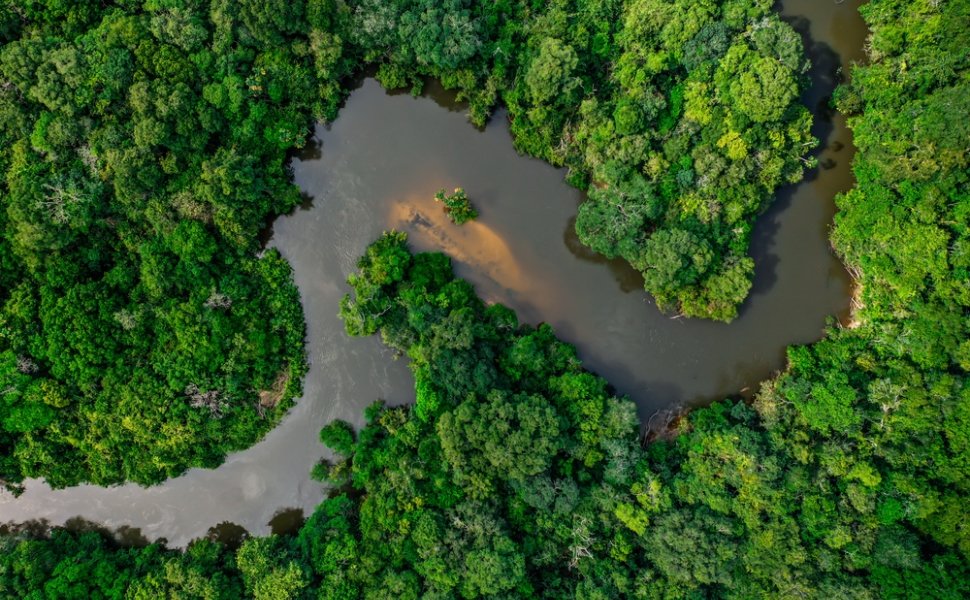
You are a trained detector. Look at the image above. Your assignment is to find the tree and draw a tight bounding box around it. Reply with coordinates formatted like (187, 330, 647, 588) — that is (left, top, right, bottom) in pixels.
(524, 37, 580, 105)
(434, 187, 478, 225)
(633, 228, 714, 305)
(729, 55, 799, 123)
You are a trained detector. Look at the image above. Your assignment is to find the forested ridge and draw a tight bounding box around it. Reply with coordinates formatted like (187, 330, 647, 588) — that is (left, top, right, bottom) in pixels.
(1, 0, 969, 598)
(0, 0, 813, 487)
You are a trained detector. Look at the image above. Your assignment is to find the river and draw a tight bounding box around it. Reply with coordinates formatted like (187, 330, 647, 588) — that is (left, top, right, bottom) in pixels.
(0, 0, 868, 548)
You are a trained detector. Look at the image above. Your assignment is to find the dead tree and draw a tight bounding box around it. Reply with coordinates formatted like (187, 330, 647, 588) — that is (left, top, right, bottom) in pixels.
(185, 384, 228, 419)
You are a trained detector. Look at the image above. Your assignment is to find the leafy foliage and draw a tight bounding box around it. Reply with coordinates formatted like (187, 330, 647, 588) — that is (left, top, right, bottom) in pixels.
(0, 1, 325, 486)
(0, 0, 810, 486)
(6, 196, 970, 595)
(434, 187, 478, 225)
(509, 0, 815, 320)
(0, 527, 243, 599)
(1, 5, 967, 599)
(343, 0, 816, 321)
(0, 0, 817, 487)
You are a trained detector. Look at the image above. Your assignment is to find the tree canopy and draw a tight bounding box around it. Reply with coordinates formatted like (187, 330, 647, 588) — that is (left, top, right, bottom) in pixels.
(0, 0, 324, 486)
(5, 211, 969, 595)
(0, 1, 967, 597)
(0, 0, 818, 487)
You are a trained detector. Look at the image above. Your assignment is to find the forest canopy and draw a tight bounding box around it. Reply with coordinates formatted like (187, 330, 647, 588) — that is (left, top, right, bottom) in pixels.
(0, 0, 814, 486)
(0, 0, 815, 486)
(4, 215, 969, 596)
(0, 1, 968, 598)
(0, 0, 324, 487)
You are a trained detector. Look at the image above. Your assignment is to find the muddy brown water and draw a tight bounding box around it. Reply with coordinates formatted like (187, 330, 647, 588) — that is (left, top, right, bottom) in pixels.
(0, 0, 867, 547)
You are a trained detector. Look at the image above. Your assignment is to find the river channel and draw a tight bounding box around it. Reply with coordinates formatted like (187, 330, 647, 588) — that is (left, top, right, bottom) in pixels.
(0, 0, 868, 547)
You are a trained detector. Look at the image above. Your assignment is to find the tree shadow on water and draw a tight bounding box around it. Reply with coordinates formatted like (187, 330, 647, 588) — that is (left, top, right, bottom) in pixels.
(268, 507, 305, 536)
(742, 15, 846, 313)
(562, 214, 645, 293)
(205, 521, 250, 549)
(1, 516, 156, 548)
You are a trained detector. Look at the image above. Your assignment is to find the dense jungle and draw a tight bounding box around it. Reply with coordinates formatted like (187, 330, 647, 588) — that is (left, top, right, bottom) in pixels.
(0, 0, 967, 598)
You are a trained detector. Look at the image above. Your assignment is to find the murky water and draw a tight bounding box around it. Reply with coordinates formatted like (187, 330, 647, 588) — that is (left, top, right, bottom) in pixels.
(0, 0, 867, 547)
